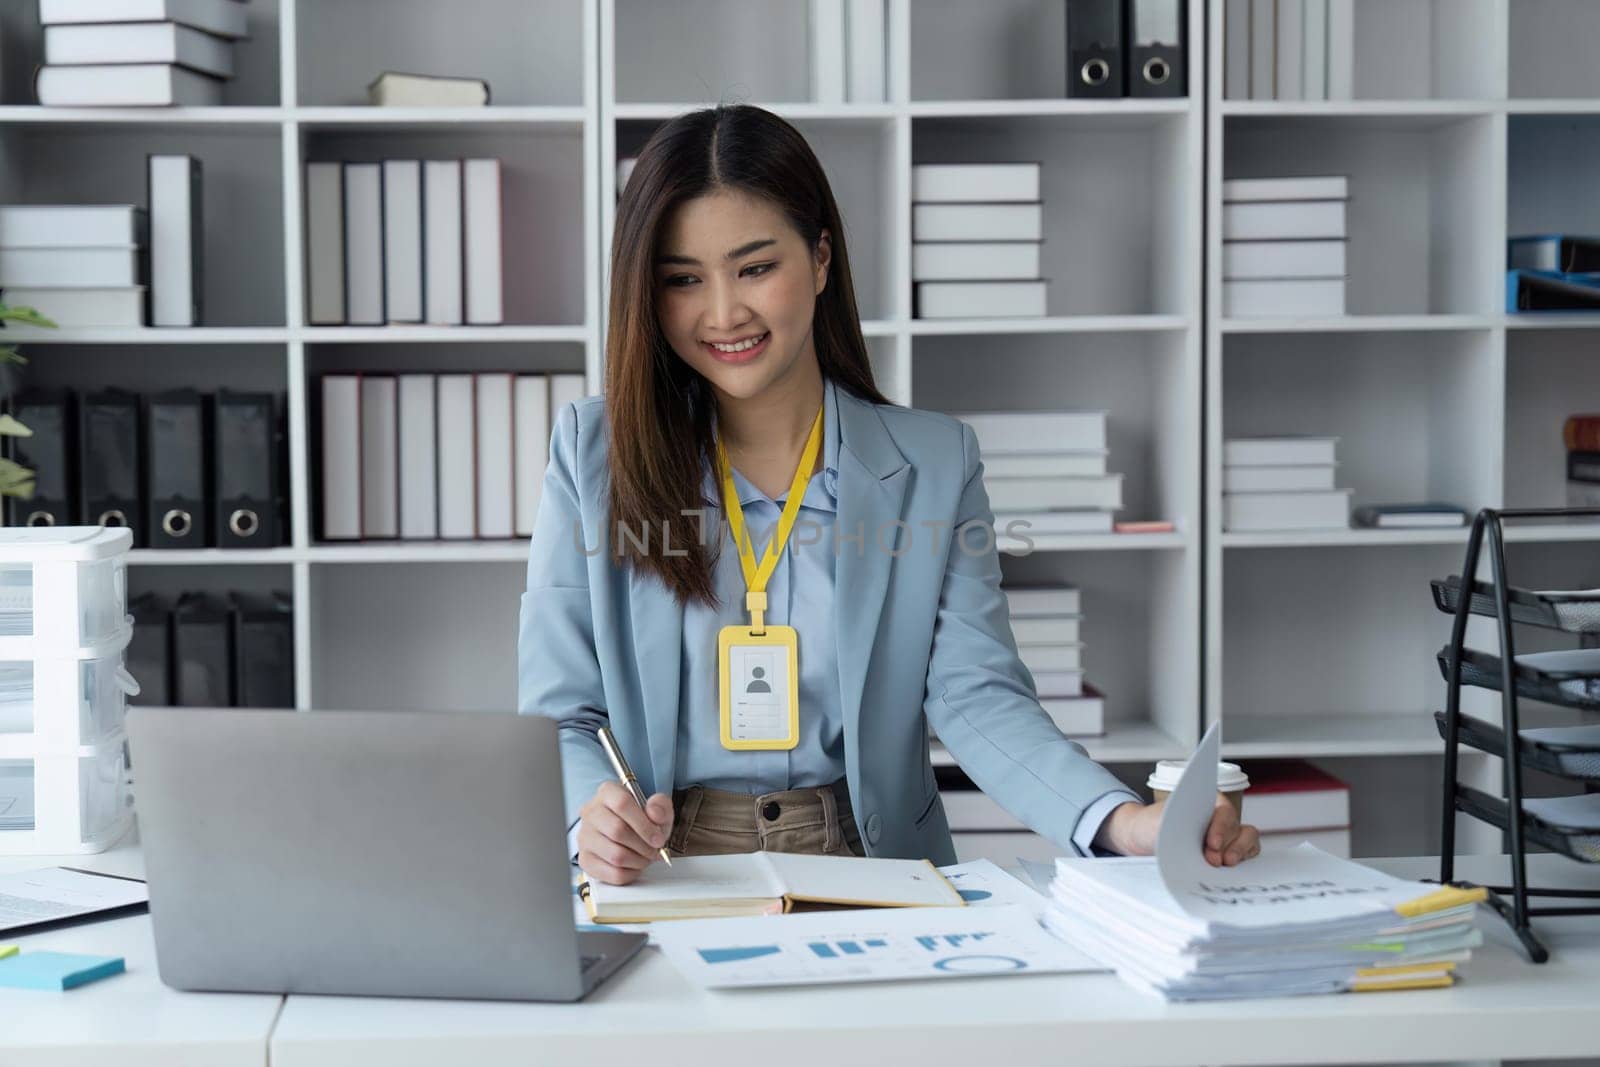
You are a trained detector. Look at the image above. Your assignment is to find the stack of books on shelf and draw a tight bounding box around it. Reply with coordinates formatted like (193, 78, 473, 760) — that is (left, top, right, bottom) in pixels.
(1223, 0, 1354, 100)
(319, 371, 583, 543)
(305, 159, 503, 327)
(912, 163, 1045, 320)
(1238, 759, 1351, 856)
(1006, 583, 1102, 737)
(1222, 436, 1350, 532)
(5, 388, 284, 548)
(36, 0, 250, 107)
(1507, 235, 1600, 312)
(1222, 176, 1348, 318)
(1565, 415, 1600, 508)
(953, 410, 1121, 536)
(0, 204, 145, 328)
(367, 72, 489, 108)
(0, 155, 201, 329)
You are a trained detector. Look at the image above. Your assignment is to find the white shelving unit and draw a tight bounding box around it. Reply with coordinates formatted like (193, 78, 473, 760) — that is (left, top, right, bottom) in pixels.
(29, 1, 1600, 858)
(1206, 0, 1600, 854)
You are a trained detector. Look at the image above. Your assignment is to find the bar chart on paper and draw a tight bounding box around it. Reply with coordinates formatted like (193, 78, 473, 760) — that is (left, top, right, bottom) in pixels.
(649, 904, 1104, 988)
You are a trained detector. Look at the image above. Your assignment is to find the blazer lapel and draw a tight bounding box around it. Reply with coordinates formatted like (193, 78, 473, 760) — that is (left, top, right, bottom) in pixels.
(833, 389, 911, 793)
(628, 563, 682, 796)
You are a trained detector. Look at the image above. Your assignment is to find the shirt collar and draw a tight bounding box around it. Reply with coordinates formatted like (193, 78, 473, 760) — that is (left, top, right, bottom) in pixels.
(703, 377, 840, 511)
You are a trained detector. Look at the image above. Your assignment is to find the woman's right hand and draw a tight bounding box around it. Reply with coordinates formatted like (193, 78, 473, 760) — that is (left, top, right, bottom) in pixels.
(577, 781, 675, 885)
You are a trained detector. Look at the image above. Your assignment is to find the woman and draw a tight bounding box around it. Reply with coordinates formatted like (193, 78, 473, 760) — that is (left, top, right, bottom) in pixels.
(519, 104, 1259, 885)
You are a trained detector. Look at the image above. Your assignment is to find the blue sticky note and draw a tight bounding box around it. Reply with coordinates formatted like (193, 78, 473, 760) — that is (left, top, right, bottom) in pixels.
(0, 951, 125, 991)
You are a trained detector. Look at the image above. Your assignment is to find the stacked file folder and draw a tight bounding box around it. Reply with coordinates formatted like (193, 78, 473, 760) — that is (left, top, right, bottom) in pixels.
(5, 388, 284, 548)
(128, 589, 293, 709)
(1043, 844, 1485, 1000)
(1222, 435, 1351, 532)
(320, 371, 583, 542)
(36, 0, 251, 107)
(306, 159, 504, 326)
(1222, 176, 1349, 318)
(1005, 583, 1102, 735)
(1223, 0, 1355, 101)
(911, 163, 1046, 319)
(954, 410, 1121, 536)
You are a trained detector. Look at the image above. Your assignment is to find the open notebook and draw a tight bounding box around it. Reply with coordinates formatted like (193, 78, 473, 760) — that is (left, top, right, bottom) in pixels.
(579, 853, 965, 923)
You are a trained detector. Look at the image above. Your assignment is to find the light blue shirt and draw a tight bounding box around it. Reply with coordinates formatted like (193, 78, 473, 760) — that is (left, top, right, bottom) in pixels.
(563, 377, 1133, 858)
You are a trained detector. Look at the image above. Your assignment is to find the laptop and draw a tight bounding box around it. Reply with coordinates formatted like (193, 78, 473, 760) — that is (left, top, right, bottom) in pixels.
(125, 706, 646, 1001)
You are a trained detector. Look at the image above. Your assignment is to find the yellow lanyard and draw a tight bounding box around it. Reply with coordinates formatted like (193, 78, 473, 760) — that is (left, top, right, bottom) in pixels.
(716, 404, 824, 635)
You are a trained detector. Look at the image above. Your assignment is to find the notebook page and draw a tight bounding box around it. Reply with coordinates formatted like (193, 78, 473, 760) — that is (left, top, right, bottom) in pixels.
(766, 853, 963, 907)
(585, 853, 785, 909)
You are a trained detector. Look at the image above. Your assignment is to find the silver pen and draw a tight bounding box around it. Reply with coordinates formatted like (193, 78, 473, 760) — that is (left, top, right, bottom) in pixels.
(596, 726, 673, 867)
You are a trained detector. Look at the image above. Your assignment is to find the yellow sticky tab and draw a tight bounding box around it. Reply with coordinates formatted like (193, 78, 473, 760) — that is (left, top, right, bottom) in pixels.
(1351, 976, 1456, 993)
(1394, 885, 1488, 918)
(0, 945, 15, 960)
(719, 624, 801, 750)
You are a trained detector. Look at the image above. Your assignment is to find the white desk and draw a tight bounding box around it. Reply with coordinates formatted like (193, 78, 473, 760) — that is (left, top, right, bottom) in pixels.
(267, 854, 1600, 1067)
(0, 836, 282, 1067)
(5, 848, 1599, 1067)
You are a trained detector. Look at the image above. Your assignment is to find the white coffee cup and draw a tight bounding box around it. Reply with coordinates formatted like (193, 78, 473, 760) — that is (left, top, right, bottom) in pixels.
(1147, 759, 1250, 817)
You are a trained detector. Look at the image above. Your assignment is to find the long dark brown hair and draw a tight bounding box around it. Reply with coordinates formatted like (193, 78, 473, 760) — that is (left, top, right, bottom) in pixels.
(604, 104, 890, 607)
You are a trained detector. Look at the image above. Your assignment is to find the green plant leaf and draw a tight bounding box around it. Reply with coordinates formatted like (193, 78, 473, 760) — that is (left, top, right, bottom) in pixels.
(0, 305, 57, 329)
(0, 415, 31, 437)
(0, 346, 25, 366)
(0, 457, 35, 499)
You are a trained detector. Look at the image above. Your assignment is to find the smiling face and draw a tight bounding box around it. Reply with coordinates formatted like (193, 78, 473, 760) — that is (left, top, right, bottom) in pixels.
(653, 188, 830, 403)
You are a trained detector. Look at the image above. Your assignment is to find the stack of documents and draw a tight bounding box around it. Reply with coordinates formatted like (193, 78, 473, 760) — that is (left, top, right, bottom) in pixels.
(1222, 176, 1349, 317)
(1222, 436, 1352, 531)
(955, 410, 1122, 536)
(1005, 583, 1102, 735)
(911, 163, 1046, 318)
(1043, 723, 1485, 1001)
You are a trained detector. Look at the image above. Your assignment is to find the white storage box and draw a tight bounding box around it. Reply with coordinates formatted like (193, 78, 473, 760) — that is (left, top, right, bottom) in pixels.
(0, 631, 140, 756)
(0, 739, 133, 854)
(0, 527, 131, 657)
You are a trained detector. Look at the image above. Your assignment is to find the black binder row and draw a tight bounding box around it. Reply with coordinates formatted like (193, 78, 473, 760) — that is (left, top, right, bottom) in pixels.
(128, 590, 294, 710)
(1067, 0, 1187, 98)
(6, 388, 286, 549)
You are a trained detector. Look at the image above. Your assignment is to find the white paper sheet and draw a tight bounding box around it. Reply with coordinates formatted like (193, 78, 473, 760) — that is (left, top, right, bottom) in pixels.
(0, 867, 147, 934)
(649, 902, 1104, 988)
(936, 859, 1050, 915)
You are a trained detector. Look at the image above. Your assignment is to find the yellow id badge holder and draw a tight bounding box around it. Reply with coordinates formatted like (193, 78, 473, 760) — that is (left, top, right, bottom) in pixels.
(719, 602, 800, 751)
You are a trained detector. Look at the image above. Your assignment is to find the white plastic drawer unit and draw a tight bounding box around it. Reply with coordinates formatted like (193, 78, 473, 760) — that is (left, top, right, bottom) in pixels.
(0, 637, 140, 754)
(0, 526, 132, 655)
(0, 741, 133, 854)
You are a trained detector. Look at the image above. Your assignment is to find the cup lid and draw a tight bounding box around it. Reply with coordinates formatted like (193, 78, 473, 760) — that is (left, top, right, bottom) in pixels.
(1147, 759, 1250, 792)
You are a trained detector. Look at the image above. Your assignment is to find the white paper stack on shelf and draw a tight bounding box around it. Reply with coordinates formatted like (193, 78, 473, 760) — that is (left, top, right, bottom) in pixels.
(912, 163, 1045, 319)
(953, 410, 1120, 536)
(1223, 436, 1351, 531)
(1238, 759, 1352, 856)
(305, 158, 504, 326)
(1042, 723, 1486, 1001)
(0, 205, 148, 328)
(36, 0, 251, 107)
(320, 371, 582, 543)
(1222, 176, 1349, 317)
(1004, 583, 1103, 735)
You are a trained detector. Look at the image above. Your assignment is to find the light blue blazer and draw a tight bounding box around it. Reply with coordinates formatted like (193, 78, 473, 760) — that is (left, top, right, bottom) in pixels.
(518, 383, 1133, 866)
